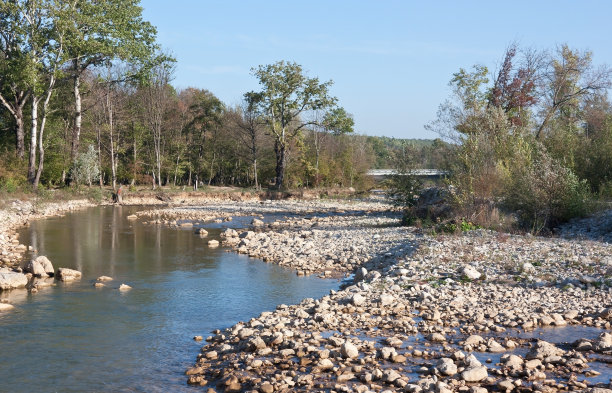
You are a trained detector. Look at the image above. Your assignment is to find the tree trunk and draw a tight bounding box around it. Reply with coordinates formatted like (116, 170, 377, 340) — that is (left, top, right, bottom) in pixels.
(15, 109, 25, 159)
(108, 90, 117, 190)
(71, 60, 82, 161)
(253, 158, 258, 189)
(0, 90, 29, 159)
(274, 140, 286, 189)
(28, 99, 39, 183)
(97, 125, 103, 187)
(33, 109, 46, 188)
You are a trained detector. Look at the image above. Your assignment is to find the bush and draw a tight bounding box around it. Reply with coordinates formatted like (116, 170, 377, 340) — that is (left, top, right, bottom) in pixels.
(502, 145, 592, 232)
(71, 145, 100, 186)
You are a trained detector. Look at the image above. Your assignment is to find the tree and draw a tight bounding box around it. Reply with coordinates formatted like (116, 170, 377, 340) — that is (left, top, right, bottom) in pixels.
(62, 0, 158, 162)
(310, 107, 354, 185)
(0, 0, 30, 159)
(72, 144, 99, 186)
(249, 61, 337, 188)
(184, 88, 224, 187)
(536, 45, 611, 139)
(141, 57, 175, 188)
(234, 92, 265, 188)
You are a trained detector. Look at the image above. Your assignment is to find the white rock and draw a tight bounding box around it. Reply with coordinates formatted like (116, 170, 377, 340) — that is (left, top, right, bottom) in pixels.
(351, 293, 365, 306)
(379, 293, 395, 306)
(56, 268, 82, 281)
(462, 266, 481, 280)
(341, 342, 359, 359)
(461, 366, 488, 382)
(437, 358, 457, 376)
(119, 283, 132, 291)
(34, 256, 54, 276)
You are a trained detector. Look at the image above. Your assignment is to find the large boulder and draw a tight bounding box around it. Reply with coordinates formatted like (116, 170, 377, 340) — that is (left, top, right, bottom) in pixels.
(341, 342, 359, 359)
(56, 268, 82, 282)
(0, 269, 28, 290)
(24, 260, 46, 277)
(24, 256, 54, 277)
(526, 340, 565, 360)
(35, 256, 54, 276)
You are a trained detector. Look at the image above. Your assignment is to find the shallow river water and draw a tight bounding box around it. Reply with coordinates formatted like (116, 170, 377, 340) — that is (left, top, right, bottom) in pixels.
(0, 206, 338, 392)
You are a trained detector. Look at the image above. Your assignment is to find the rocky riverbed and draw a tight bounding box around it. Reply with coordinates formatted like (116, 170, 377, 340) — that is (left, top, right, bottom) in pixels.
(0, 198, 94, 295)
(165, 200, 612, 393)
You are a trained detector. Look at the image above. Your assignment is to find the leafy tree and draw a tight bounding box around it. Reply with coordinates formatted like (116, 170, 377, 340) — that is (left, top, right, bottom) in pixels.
(71, 144, 99, 186)
(536, 45, 611, 138)
(249, 61, 337, 188)
(61, 0, 159, 161)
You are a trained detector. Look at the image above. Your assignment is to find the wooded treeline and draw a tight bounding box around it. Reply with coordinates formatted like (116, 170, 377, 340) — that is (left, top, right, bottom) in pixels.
(2, 0, 417, 192)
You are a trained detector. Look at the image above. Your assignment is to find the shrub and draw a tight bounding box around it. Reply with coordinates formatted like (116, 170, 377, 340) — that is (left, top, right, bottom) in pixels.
(71, 145, 100, 186)
(501, 145, 592, 232)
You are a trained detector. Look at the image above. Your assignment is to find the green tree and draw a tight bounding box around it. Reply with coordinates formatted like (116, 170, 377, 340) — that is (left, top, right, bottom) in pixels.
(249, 61, 337, 188)
(62, 0, 158, 161)
(0, 0, 31, 159)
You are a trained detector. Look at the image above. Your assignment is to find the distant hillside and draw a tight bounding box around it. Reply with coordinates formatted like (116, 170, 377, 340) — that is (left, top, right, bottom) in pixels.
(363, 136, 452, 169)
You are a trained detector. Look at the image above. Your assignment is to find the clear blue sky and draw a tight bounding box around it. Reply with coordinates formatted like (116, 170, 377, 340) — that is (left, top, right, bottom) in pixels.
(140, 0, 612, 139)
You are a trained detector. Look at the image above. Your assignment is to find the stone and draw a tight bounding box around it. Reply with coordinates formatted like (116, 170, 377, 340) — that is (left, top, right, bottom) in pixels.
(246, 337, 267, 352)
(317, 358, 333, 370)
(600, 307, 612, 320)
(0, 303, 15, 311)
(119, 284, 132, 291)
(351, 293, 365, 306)
(464, 335, 484, 346)
(382, 369, 401, 383)
(379, 293, 395, 306)
(93, 282, 104, 288)
(354, 267, 367, 282)
(97, 276, 113, 281)
(196, 228, 209, 237)
(502, 354, 524, 370)
(56, 268, 82, 281)
(207, 239, 219, 247)
(260, 382, 274, 393)
(595, 332, 612, 351)
(437, 358, 457, 376)
(526, 340, 565, 360)
(24, 259, 46, 277)
(127, 214, 138, 220)
(0, 270, 28, 290)
(429, 333, 446, 342)
(462, 266, 481, 280)
(34, 256, 54, 276)
(341, 342, 359, 359)
(498, 379, 515, 392)
(252, 218, 264, 227)
(461, 366, 488, 382)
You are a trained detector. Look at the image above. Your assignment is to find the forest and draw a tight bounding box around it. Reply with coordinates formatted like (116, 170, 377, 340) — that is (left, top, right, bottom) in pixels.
(0, 0, 448, 193)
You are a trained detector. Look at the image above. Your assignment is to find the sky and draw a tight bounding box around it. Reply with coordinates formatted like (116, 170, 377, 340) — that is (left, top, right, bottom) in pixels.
(140, 0, 612, 139)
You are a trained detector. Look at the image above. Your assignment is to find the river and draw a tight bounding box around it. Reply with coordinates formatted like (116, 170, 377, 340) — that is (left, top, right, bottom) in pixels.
(0, 205, 338, 392)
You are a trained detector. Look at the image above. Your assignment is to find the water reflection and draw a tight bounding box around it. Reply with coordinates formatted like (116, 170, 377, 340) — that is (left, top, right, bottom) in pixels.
(0, 206, 338, 392)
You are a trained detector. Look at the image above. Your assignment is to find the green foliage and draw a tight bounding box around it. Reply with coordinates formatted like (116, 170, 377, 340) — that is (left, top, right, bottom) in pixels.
(501, 144, 592, 232)
(71, 145, 100, 186)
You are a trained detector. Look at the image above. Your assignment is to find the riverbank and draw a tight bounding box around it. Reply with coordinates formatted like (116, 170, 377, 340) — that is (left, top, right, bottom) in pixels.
(162, 202, 612, 392)
(0, 198, 95, 269)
